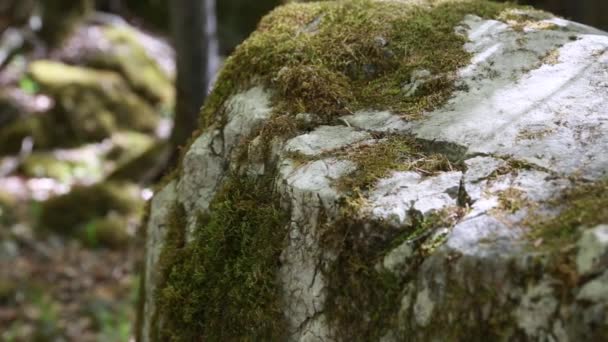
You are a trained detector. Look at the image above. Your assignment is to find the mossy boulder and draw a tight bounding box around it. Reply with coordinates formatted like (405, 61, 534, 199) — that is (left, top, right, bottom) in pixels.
(61, 25, 175, 108)
(28, 60, 160, 142)
(37, 181, 144, 236)
(0, 115, 56, 155)
(79, 214, 133, 249)
(140, 0, 608, 340)
(107, 141, 170, 184)
(16, 131, 158, 184)
(19, 151, 102, 183)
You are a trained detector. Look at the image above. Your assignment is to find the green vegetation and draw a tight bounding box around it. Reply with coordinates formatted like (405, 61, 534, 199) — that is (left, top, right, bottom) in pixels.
(98, 26, 175, 107)
(529, 178, 608, 248)
(29, 60, 160, 141)
(321, 206, 466, 340)
(0, 116, 54, 156)
(155, 176, 290, 341)
(339, 134, 456, 191)
(37, 181, 144, 235)
(80, 215, 132, 249)
(108, 142, 170, 182)
(496, 187, 529, 213)
(201, 0, 519, 131)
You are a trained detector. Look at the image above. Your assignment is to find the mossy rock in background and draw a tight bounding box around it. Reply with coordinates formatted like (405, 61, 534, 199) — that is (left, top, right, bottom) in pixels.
(77, 25, 175, 108)
(79, 214, 132, 249)
(28, 60, 160, 142)
(105, 131, 157, 168)
(108, 141, 170, 184)
(37, 181, 144, 235)
(0, 115, 58, 156)
(19, 150, 105, 184)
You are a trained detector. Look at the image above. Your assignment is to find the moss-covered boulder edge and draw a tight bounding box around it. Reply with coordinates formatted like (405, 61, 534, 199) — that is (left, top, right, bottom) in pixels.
(140, 0, 608, 340)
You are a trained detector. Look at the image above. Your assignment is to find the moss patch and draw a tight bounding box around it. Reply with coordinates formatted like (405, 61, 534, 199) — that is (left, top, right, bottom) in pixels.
(339, 134, 457, 191)
(108, 141, 171, 183)
(0, 115, 57, 156)
(321, 217, 402, 341)
(37, 181, 144, 234)
(79, 215, 132, 249)
(496, 187, 529, 213)
(529, 178, 608, 248)
(322, 205, 466, 340)
(98, 26, 175, 107)
(155, 175, 290, 341)
(201, 0, 520, 131)
(29, 60, 160, 140)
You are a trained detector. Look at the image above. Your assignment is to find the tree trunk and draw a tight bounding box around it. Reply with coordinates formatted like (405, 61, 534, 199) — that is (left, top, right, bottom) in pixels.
(169, 0, 219, 150)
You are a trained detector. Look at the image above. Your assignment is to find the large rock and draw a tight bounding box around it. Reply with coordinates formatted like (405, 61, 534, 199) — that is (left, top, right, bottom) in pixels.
(139, 0, 608, 340)
(58, 23, 175, 107)
(28, 60, 160, 142)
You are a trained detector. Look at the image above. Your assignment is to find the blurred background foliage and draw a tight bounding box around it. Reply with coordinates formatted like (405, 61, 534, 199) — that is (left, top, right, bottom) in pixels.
(101, 0, 607, 50)
(98, 0, 284, 55)
(84, 0, 608, 55)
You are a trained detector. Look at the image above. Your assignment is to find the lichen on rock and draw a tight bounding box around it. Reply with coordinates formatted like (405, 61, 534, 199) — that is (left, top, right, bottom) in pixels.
(139, 0, 608, 340)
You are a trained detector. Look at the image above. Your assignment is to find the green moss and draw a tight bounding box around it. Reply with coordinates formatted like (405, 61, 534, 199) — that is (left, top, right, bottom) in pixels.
(339, 134, 456, 191)
(80, 215, 132, 249)
(107, 131, 156, 161)
(99, 26, 175, 107)
(29, 61, 160, 140)
(321, 218, 402, 341)
(496, 187, 529, 213)
(20, 151, 104, 183)
(155, 175, 290, 341)
(20, 153, 74, 182)
(497, 6, 554, 31)
(37, 181, 144, 234)
(200, 0, 519, 130)
(321, 205, 465, 340)
(529, 178, 608, 248)
(0, 115, 55, 156)
(108, 141, 171, 183)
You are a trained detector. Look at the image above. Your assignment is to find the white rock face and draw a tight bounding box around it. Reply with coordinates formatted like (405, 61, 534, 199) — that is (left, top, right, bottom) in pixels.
(577, 225, 608, 275)
(140, 6, 608, 341)
(369, 171, 462, 225)
(413, 15, 608, 178)
(284, 125, 371, 157)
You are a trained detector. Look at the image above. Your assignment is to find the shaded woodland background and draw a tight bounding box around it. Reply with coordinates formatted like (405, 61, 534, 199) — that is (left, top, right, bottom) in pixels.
(0, 0, 605, 341)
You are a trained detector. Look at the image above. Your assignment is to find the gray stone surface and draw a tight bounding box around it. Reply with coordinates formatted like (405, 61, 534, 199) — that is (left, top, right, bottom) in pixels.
(577, 225, 608, 275)
(412, 15, 608, 179)
(284, 125, 371, 157)
(140, 5, 608, 341)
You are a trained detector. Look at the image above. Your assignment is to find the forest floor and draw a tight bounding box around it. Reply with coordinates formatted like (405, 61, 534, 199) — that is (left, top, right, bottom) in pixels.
(0, 180, 142, 341)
